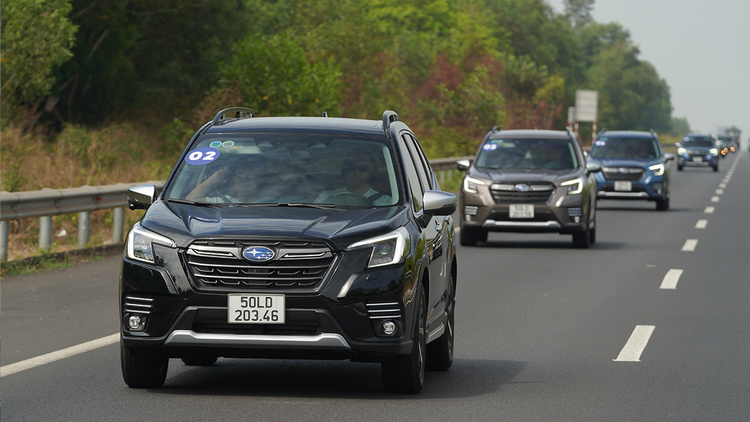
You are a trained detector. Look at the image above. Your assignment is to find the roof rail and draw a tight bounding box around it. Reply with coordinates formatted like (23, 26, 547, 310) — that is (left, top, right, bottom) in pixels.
(322, 111, 328, 117)
(649, 129, 658, 139)
(491, 125, 502, 132)
(382, 110, 399, 130)
(211, 107, 255, 126)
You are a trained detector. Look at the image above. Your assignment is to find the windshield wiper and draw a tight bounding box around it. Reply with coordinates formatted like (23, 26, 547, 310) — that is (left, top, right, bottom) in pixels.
(276, 203, 336, 209)
(167, 198, 221, 208)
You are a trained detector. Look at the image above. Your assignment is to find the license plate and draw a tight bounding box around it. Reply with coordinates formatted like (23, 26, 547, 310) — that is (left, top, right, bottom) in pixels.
(228, 294, 285, 324)
(614, 181, 632, 191)
(509, 204, 534, 218)
(693, 156, 703, 163)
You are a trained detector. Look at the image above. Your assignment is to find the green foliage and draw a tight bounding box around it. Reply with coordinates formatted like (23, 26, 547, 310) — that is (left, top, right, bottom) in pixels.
(218, 32, 342, 116)
(0, 0, 77, 109)
(670, 117, 691, 136)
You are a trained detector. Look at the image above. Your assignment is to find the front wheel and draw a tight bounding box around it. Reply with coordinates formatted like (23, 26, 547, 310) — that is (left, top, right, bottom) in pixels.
(656, 197, 670, 211)
(382, 286, 426, 393)
(572, 224, 591, 249)
(121, 345, 168, 388)
(460, 227, 478, 246)
(427, 272, 455, 371)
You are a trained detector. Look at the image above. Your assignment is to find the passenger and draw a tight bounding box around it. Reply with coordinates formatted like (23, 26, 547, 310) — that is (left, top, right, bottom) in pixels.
(315, 150, 392, 205)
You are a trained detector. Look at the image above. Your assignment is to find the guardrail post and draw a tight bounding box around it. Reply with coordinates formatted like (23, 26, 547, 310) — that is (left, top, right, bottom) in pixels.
(113, 207, 125, 243)
(0, 221, 8, 261)
(78, 212, 90, 248)
(39, 216, 52, 251)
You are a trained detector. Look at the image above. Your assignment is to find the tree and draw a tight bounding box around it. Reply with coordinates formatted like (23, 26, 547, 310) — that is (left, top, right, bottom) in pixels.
(0, 0, 77, 112)
(564, 0, 595, 29)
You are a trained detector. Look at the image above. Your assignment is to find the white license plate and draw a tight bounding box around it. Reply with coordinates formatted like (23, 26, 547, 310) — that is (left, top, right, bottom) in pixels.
(693, 156, 703, 163)
(614, 181, 632, 191)
(509, 204, 534, 218)
(228, 294, 285, 324)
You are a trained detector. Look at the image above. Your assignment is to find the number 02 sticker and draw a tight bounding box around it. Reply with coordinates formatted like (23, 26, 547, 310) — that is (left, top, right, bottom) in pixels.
(185, 147, 220, 166)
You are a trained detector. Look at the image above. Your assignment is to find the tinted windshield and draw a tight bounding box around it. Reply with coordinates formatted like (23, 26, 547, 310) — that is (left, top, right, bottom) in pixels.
(165, 134, 401, 208)
(682, 136, 714, 148)
(475, 138, 579, 170)
(590, 136, 660, 159)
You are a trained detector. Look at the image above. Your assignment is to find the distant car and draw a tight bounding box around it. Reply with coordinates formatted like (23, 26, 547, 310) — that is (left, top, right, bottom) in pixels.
(457, 128, 601, 248)
(676, 133, 720, 171)
(587, 130, 675, 211)
(718, 135, 737, 154)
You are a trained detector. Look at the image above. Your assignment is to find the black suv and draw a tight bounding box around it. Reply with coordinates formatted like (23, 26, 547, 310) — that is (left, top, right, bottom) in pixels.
(456, 128, 600, 248)
(121, 108, 458, 393)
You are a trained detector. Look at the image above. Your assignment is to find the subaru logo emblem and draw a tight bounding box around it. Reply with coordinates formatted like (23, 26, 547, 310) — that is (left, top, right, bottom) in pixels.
(618, 167, 629, 174)
(242, 246, 275, 262)
(514, 184, 530, 192)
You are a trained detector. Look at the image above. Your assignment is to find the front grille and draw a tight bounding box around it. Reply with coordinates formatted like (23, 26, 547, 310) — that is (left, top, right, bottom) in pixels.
(186, 240, 336, 291)
(489, 183, 554, 204)
(602, 167, 644, 181)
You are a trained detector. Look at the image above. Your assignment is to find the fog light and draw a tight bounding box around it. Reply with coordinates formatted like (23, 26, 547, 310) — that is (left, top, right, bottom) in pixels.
(465, 214, 474, 222)
(572, 216, 581, 223)
(127, 314, 144, 330)
(382, 320, 397, 335)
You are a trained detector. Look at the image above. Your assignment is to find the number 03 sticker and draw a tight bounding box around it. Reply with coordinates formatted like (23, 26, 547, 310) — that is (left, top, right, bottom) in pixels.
(185, 147, 220, 166)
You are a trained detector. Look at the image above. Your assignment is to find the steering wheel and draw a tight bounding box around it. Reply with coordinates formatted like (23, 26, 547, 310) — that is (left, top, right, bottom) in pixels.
(328, 190, 373, 206)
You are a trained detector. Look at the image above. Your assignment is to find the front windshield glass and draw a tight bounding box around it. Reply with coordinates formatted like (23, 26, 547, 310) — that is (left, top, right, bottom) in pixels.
(682, 136, 714, 148)
(590, 137, 660, 159)
(165, 134, 401, 208)
(475, 138, 579, 170)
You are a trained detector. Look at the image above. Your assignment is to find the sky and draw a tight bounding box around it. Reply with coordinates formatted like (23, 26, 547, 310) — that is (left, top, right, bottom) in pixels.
(549, 0, 749, 148)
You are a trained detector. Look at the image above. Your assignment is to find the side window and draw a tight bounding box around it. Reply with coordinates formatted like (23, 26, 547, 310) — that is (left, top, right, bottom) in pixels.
(402, 133, 432, 191)
(397, 134, 424, 211)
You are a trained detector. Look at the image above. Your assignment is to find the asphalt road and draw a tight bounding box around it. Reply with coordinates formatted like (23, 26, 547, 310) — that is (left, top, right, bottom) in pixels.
(3, 152, 749, 421)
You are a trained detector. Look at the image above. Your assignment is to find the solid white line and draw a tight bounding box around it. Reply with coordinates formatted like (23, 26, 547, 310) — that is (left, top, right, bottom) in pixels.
(704, 206, 715, 214)
(681, 239, 698, 251)
(660, 269, 684, 290)
(614, 325, 655, 362)
(711, 196, 720, 203)
(695, 219, 708, 229)
(715, 189, 724, 195)
(0, 333, 119, 377)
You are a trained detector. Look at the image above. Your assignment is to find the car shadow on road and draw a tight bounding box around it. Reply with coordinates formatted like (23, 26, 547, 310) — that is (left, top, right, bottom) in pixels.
(153, 358, 526, 399)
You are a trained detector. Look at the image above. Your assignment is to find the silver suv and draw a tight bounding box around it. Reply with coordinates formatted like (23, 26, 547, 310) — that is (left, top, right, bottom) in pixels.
(457, 128, 601, 248)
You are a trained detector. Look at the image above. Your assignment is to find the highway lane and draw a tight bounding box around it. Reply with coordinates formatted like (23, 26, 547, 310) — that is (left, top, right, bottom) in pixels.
(2, 152, 749, 421)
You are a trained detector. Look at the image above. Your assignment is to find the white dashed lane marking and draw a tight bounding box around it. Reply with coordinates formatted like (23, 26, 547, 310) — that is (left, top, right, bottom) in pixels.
(681, 239, 698, 251)
(704, 206, 715, 214)
(614, 325, 656, 362)
(695, 219, 708, 229)
(660, 269, 684, 290)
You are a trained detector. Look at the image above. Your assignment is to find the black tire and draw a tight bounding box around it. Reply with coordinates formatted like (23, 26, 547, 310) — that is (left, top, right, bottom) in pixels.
(121, 345, 168, 388)
(713, 164, 719, 172)
(677, 165, 683, 171)
(572, 224, 591, 249)
(427, 272, 455, 371)
(476, 229, 488, 243)
(181, 356, 218, 366)
(656, 197, 669, 211)
(589, 225, 596, 245)
(460, 227, 477, 246)
(382, 286, 426, 393)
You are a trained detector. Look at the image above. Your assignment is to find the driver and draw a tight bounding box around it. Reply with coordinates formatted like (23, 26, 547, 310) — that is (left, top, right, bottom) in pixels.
(185, 155, 270, 203)
(314, 149, 392, 205)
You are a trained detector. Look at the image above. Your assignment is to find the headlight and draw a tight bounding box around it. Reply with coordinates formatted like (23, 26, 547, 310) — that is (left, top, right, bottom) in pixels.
(677, 148, 686, 155)
(127, 226, 176, 264)
(709, 148, 719, 156)
(347, 227, 409, 269)
(463, 176, 487, 194)
(560, 178, 584, 195)
(648, 163, 665, 176)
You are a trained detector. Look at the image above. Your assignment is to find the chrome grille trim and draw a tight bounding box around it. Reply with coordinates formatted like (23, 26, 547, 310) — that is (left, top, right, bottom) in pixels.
(124, 295, 153, 315)
(366, 302, 402, 320)
(489, 182, 555, 204)
(186, 240, 336, 291)
(602, 167, 645, 181)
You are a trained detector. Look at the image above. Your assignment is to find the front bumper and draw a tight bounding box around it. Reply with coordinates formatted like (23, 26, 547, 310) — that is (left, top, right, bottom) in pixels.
(595, 173, 666, 201)
(678, 153, 717, 167)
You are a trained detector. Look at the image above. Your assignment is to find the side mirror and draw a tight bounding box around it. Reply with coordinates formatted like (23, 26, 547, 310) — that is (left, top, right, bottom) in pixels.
(128, 185, 157, 210)
(423, 190, 457, 216)
(586, 162, 602, 173)
(456, 159, 471, 171)
(663, 153, 675, 161)
(675, 142, 682, 148)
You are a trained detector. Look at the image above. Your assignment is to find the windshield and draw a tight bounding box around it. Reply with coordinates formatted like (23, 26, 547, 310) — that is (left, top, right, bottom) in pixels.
(682, 136, 714, 148)
(165, 134, 401, 208)
(475, 138, 579, 170)
(590, 137, 660, 159)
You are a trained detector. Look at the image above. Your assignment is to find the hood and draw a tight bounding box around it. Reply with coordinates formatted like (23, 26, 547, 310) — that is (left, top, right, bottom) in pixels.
(139, 200, 408, 250)
(469, 167, 580, 184)
(587, 157, 661, 168)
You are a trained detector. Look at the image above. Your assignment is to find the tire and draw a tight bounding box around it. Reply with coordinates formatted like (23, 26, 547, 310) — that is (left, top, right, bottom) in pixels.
(121, 345, 168, 388)
(427, 272, 455, 371)
(476, 229, 488, 243)
(677, 165, 683, 171)
(656, 196, 670, 211)
(713, 164, 719, 172)
(589, 225, 596, 245)
(572, 224, 591, 249)
(181, 356, 218, 366)
(382, 286, 426, 393)
(460, 227, 477, 247)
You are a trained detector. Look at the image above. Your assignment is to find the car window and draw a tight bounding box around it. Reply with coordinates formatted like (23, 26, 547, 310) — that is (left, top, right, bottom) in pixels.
(475, 138, 579, 170)
(397, 134, 424, 211)
(165, 134, 401, 207)
(590, 137, 660, 159)
(402, 133, 432, 191)
(682, 136, 714, 147)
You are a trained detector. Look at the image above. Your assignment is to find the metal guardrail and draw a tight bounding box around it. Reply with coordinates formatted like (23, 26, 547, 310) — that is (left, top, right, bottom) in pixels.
(0, 181, 165, 261)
